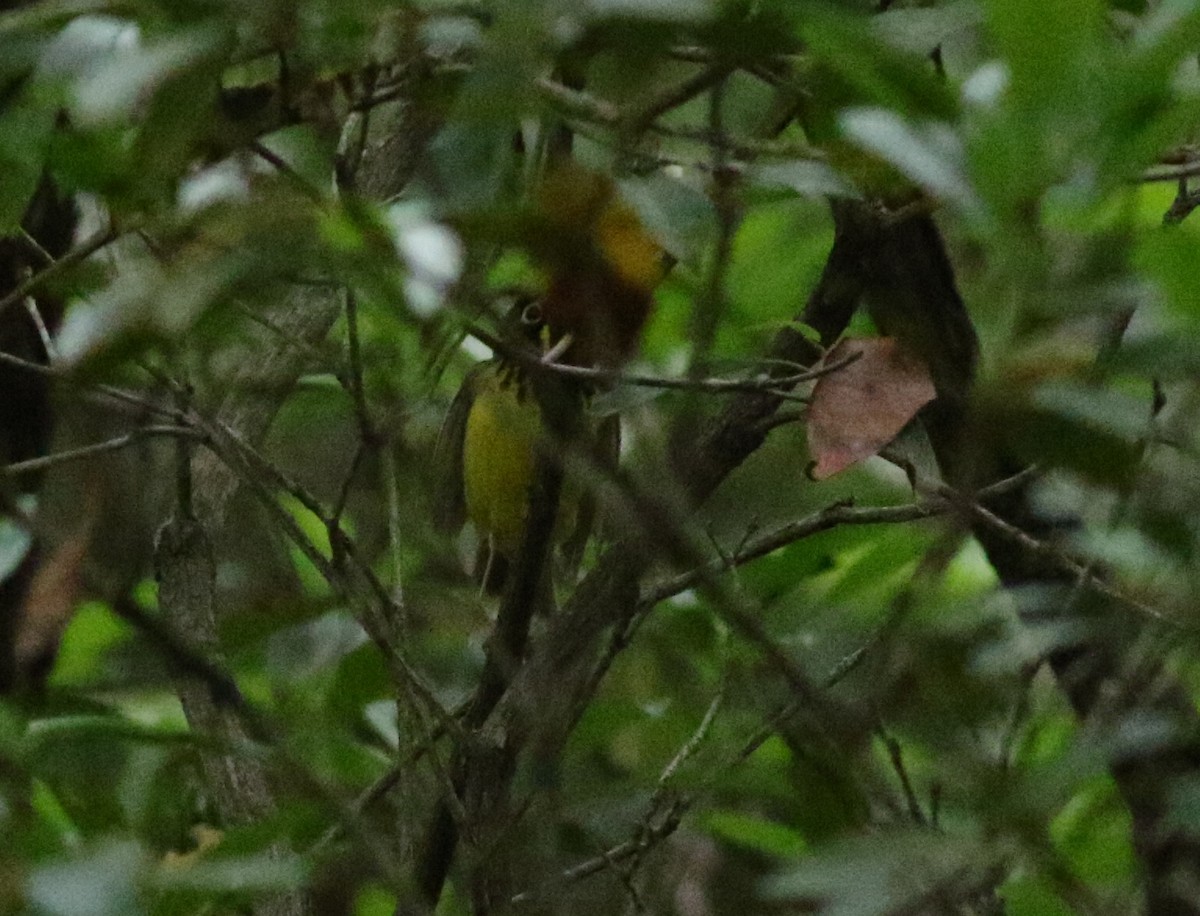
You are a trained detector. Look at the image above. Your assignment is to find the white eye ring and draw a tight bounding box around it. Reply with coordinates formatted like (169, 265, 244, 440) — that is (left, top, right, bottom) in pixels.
(521, 302, 543, 325)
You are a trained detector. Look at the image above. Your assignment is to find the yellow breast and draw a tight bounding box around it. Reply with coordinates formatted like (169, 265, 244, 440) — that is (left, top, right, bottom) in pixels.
(462, 365, 577, 555)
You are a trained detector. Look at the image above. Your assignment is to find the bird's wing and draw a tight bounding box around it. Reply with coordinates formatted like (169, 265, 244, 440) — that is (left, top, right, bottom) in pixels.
(432, 361, 488, 535)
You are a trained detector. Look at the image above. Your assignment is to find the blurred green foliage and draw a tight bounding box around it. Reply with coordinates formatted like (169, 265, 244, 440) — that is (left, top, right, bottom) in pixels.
(3, 0, 1200, 914)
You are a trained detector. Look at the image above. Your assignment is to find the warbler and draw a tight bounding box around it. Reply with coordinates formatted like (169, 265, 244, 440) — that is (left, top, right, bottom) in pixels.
(435, 168, 667, 594)
(435, 296, 599, 592)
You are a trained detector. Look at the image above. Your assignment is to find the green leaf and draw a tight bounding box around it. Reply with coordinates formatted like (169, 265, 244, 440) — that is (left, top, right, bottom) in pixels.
(1000, 874, 1075, 916)
(49, 601, 134, 687)
(0, 516, 34, 582)
(800, 7, 960, 129)
(1135, 224, 1200, 323)
(874, 1, 984, 56)
(150, 849, 307, 893)
(0, 85, 58, 232)
(589, 0, 713, 20)
(764, 830, 992, 913)
(31, 780, 82, 847)
(746, 160, 860, 200)
(71, 28, 222, 128)
(985, 0, 1106, 117)
(995, 403, 1141, 490)
(355, 884, 398, 916)
(27, 840, 145, 916)
(702, 808, 807, 858)
(1031, 380, 1154, 443)
(1051, 774, 1134, 886)
(839, 108, 981, 217)
(617, 172, 716, 265)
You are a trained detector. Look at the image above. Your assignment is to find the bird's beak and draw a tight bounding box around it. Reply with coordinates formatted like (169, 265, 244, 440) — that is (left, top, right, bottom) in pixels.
(541, 332, 575, 365)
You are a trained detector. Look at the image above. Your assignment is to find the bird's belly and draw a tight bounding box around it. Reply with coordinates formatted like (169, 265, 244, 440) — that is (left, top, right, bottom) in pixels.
(463, 384, 546, 554)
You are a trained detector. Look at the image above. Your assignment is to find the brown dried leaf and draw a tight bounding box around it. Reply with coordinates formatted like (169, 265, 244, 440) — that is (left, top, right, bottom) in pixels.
(807, 338, 936, 480)
(14, 525, 91, 687)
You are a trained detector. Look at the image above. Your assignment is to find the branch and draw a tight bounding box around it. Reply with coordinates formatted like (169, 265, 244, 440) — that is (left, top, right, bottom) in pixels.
(154, 496, 311, 916)
(0, 348, 180, 420)
(415, 75, 867, 912)
(1, 425, 197, 478)
(507, 592, 930, 907)
(148, 41, 446, 916)
(1142, 158, 1200, 182)
(641, 499, 943, 607)
(0, 222, 121, 322)
(620, 63, 731, 136)
(468, 321, 853, 397)
(509, 799, 687, 907)
(470, 207, 873, 825)
(534, 77, 823, 163)
(851, 202, 1200, 915)
(192, 49, 444, 534)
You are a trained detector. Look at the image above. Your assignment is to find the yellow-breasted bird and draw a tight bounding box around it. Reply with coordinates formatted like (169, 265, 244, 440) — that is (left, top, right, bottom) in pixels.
(434, 295, 592, 593)
(435, 168, 667, 594)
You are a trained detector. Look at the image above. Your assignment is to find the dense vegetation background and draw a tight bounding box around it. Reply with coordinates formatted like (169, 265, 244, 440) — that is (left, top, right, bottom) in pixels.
(3, 0, 1200, 913)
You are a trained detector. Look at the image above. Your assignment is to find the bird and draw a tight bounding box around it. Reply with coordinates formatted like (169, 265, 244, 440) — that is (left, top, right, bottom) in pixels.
(434, 168, 666, 597)
(434, 295, 592, 593)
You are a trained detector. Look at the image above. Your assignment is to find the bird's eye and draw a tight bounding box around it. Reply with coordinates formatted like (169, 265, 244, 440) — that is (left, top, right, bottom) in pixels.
(520, 302, 543, 325)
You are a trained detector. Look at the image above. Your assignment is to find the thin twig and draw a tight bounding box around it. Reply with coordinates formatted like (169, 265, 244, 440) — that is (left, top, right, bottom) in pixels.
(308, 699, 470, 855)
(175, 378, 415, 646)
(510, 605, 913, 907)
(1163, 177, 1200, 225)
(192, 412, 454, 747)
(384, 447, 406, 609)
(534, 77, 822, 163)
(874, 453, 1183, 629)
(951, 491, 1185, 629)
(18, 228, 54, 266)
(1143, 159, 1200, 183)
(510, 799, 688, 906)
(233, 300, 334, 366)
(0, 223, 123, 319)
(0, 349, 179, 420)
(621, 63, 731, 136)
(656, 686, 724, 793)
(681, 76, 735, 398)
(546, 350, 854, 394)
(173, 390, 438, 735)
(1, 425, 199, 477)
(642, 499, 945, 607)
(336, 68, 377, 190)
(330, 287, 376, 526)
(109, 594, 274, 743)
(251, 140, 325, 202)
(342, 287, 375, 440)
(470, 322, 853, 395)
(330, 440, 366, 530)
(881, 730, 926, 826)
(23, 297, 57, 362)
